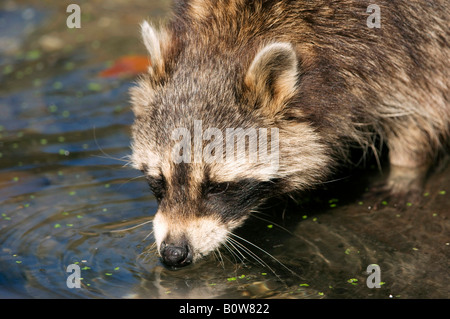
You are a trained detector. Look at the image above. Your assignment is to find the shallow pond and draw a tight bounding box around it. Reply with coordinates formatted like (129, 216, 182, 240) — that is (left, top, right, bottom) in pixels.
(0, 0, 448, 299)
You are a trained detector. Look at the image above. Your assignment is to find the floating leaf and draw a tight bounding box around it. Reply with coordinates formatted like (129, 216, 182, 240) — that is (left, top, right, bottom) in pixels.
(99, 55, 151, 78)
(87, 82, 102, 92)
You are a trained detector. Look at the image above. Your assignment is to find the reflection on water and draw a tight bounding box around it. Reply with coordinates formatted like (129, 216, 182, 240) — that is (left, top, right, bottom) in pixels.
(0, 0, 448, 299)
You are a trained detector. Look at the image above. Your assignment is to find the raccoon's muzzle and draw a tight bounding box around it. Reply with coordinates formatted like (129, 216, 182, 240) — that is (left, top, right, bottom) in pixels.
(160, 240, 193, 268)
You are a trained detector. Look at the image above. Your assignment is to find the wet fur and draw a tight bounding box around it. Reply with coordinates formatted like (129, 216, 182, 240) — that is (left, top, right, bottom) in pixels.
(130, 0, 449, 263)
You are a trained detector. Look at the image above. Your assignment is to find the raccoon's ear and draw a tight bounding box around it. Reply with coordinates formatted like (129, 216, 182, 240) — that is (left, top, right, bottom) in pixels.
(141, 20, 168, 80)
(131, 22, 170, 117)
(244, 42, 298, 117)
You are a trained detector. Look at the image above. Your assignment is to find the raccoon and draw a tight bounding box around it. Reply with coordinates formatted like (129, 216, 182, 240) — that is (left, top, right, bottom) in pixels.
(129, 0, 449, 268)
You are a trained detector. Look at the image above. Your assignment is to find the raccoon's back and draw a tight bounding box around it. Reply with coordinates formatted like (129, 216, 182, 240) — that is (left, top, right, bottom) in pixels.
(172, 0, 449, 109)
(170, 0, 449, 152)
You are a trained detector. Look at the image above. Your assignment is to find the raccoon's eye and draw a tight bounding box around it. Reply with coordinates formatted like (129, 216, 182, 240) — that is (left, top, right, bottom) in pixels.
(205, 182, 229, 196)
(146, 175, 166, 202)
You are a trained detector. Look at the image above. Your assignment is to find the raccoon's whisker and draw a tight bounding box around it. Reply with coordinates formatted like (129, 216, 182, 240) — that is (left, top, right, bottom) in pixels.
(107, 219, 153, 233)
(136, 241, 159, 263)
(117, 174, 147, 190)
(149, 241, 157, 251)
(227, 236, 277, 275)
(144, 243, 158, 254)
(92, 154, 133, 166)
(249, 213, 295, 237)
(92, 126, 133, 166)
(247, 208, 272, 218)
(369, 143, 382, 172)
(220, 243, 235, 265)
(310, 175, 351, 186)
(212, 249, 219, 262)
(222, 242, 248, 273)
(227, 232, 298, 277)
(224, 239, 246, 264)
(220, 244, 242, 266)
(212, 249, 219, 263)
(247, 211, 276, 221)
(227, 237, 267, 269)
(248, 206, 288, 222)
(214, 248, 225, 269)
(143, 229, 154, 241)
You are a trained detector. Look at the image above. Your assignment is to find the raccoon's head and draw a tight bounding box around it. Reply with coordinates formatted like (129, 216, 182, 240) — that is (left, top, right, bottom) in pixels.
(129, 22, 329, 268)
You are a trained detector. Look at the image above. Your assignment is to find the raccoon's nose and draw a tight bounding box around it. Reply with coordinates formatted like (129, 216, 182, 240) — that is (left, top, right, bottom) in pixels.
(160, 241, 192, 268)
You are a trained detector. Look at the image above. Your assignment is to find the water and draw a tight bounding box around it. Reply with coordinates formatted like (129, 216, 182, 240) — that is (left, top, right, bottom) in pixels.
(0, 0, 448, 299)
